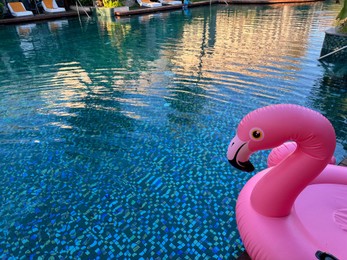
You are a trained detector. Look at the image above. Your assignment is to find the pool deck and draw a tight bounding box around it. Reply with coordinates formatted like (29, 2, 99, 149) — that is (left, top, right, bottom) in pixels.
(0, 11, 88, 25)
(0, 0, 324, 25)
(115, 1, 214, 17)
(236, 156, 347, 260)
(114, 0, 323, 17)
(229, 0, 321, 3)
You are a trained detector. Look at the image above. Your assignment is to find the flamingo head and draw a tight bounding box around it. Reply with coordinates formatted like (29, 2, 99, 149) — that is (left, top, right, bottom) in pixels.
(226, 104, 336, 172)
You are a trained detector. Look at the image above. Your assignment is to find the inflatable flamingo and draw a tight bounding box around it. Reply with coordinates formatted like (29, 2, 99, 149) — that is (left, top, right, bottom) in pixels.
(227, 104, 347, 259)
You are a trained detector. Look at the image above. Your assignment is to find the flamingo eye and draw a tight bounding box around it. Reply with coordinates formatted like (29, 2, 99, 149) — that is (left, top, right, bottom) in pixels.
(250, 128, 264, 141)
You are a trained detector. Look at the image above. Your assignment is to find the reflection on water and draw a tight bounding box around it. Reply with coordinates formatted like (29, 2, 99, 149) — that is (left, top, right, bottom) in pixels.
(310, 61, 347, 154)
(0, 2, 346, 258)
(47, 19, 69, 33)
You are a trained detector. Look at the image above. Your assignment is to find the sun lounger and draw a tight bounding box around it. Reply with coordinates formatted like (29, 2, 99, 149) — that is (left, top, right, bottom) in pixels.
(158, 0, 181, 5)
(7, 2, 34, 17)
(41, 0, 66, 13)
(137, 0, 162, 7)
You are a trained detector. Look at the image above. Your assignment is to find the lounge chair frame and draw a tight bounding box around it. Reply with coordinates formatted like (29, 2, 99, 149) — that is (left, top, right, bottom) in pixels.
(41, 0, 66, 13)
(7, 2, 34, 17)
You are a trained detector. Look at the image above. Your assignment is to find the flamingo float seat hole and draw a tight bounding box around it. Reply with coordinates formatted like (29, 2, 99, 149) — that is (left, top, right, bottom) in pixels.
(227, 104, 347, 260)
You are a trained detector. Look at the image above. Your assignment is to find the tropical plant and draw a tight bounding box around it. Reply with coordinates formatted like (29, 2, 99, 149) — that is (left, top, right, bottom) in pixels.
(102, 0, 123, 7)
(335, 0, 347, 33)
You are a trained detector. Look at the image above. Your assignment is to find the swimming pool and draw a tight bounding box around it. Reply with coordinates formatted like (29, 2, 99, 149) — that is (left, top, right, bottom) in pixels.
(0, 2, 346, 259)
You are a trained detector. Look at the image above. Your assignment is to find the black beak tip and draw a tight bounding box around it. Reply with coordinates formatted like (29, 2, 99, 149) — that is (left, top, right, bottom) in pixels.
(228, 158, 254, 172)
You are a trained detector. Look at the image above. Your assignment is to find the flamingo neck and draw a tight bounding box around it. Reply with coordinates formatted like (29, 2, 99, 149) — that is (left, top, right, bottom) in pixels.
(239, 105, 336, 217)
(250, 148, 332, 217)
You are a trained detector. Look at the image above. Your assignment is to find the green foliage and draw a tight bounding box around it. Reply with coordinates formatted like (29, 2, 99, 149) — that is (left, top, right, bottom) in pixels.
(102, 0, 123, 7)
(335, 0, 347, 33)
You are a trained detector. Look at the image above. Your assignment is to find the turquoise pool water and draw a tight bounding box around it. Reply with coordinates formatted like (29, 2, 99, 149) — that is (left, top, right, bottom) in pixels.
(0, 2, 346, 259)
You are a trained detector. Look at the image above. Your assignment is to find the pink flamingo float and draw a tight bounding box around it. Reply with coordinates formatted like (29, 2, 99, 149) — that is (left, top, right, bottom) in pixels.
(227, 104, 347, 259)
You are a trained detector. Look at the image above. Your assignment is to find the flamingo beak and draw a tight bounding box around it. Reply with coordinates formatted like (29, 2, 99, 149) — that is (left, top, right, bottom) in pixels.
(227, 135, 255, 172)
